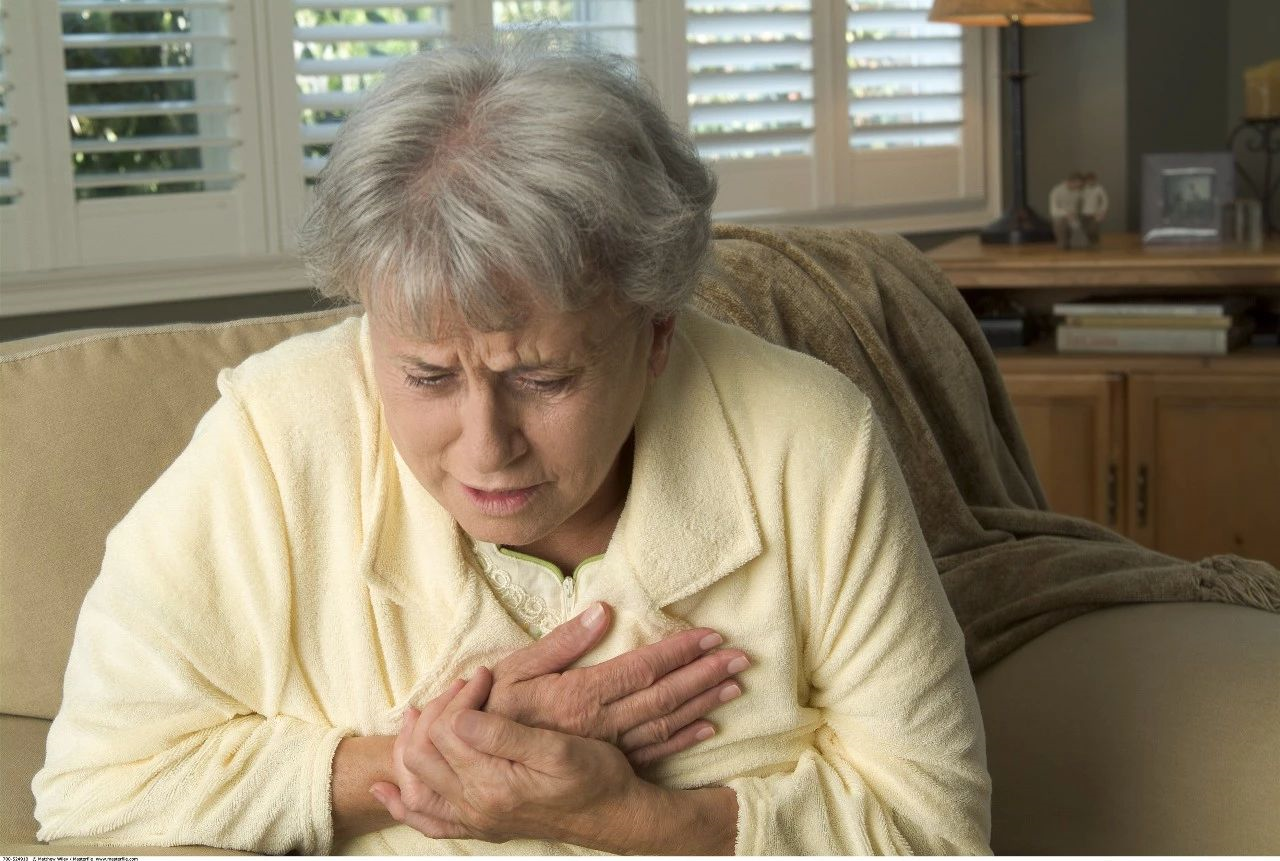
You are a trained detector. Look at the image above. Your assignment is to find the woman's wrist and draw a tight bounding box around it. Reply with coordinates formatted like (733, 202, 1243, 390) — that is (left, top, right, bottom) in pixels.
(331, 735, 397, 843)
(582, 780, 738, 855)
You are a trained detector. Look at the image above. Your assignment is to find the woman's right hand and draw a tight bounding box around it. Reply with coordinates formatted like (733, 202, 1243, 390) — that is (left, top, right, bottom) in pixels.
(483, 602, 749, 767)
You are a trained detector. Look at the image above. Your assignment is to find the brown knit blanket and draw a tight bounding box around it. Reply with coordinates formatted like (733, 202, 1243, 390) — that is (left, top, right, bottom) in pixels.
(693, 224, 1280, 674)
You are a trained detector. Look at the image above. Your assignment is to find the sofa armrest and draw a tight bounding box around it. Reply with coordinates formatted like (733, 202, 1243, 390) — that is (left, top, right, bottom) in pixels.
(975, 600, 1280, 854)
(0, 714, 250, 856)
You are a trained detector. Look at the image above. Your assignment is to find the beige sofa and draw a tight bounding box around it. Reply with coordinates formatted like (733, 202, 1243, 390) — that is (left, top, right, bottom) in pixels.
(2, 306, 1278, 855)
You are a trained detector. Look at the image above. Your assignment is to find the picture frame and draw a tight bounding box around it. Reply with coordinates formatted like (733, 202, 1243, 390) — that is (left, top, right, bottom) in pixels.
(1140, 151, 1236, 244)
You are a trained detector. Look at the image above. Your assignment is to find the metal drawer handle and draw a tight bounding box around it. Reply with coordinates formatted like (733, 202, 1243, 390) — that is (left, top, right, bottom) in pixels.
(1136, 464, 1149, 528)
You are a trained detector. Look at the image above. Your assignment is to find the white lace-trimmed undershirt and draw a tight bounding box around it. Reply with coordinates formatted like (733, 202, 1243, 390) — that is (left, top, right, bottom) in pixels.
(470, 540, 606, 639)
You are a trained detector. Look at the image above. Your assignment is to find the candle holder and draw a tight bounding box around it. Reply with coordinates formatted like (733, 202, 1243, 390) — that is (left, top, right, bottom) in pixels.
(1227, 117, 1280, 237)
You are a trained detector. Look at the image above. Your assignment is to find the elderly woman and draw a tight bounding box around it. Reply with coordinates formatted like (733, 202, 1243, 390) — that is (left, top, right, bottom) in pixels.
(33, 43, 991, 855)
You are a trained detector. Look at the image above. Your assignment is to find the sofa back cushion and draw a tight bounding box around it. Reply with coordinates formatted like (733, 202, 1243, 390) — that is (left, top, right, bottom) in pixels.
(0, 307, 361, 720)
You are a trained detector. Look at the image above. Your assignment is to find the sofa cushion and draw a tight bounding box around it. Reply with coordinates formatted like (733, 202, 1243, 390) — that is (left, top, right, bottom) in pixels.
(0, 308, 360, 720)
(976, 600, 1280, 854)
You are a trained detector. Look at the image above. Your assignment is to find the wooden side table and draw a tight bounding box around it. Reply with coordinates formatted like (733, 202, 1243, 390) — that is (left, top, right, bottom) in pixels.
(927, 234, 1280, 566)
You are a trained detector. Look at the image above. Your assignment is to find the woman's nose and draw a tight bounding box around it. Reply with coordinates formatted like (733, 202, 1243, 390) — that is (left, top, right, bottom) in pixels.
(458, 385, 526, 475)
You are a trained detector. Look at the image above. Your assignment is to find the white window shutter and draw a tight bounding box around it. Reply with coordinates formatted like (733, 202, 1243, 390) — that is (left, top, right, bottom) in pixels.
(683, 0, 818, 216)
(0, 1, 57, 273)
(51, 0, 272, 265)
(492, 1, 637, 55)
(839, 0, 991, 212)
(847, 0, 963, 150)
(0, 21, 18, 207)
(291, 2, 453, 183)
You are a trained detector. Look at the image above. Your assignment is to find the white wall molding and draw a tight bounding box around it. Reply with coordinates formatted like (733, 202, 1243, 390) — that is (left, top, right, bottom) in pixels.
(0, 255, 313, 317)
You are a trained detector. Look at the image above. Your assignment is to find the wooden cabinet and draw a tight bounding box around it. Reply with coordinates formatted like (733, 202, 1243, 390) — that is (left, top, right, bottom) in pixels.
(929, 234, 1280, 567)
(1003, 373, 1124, 530)
(1127, 374, 1280, 564)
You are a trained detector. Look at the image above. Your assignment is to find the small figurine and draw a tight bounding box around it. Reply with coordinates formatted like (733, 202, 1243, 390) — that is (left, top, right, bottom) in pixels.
(1049, 172, 1085, 249)
(1049, 171, 1107, 249)
(1080, 171, 1108, 246)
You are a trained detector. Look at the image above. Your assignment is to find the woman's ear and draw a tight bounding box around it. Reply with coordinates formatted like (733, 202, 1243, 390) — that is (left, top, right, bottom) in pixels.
(647, 314, 677, 378)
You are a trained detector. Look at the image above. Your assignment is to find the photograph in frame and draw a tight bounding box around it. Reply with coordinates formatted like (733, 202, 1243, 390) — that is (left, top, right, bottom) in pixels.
(1141, 151, 1236, 244)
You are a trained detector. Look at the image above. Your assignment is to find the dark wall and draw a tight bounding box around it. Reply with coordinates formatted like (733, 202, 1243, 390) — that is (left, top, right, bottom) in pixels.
(1024, 0, 1129, 234)
(1124, 0, 1231, 231)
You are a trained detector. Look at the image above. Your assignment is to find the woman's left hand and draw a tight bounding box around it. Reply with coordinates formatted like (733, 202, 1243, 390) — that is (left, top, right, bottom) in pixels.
(371, 667, 666, 851)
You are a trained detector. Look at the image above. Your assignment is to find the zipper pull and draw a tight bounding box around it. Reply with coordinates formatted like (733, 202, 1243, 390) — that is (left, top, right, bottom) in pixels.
(562, 575, 575, 613)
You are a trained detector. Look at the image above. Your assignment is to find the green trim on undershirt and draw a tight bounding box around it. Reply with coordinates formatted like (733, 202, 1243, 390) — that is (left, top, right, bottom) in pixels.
(497, 546, 606, 581)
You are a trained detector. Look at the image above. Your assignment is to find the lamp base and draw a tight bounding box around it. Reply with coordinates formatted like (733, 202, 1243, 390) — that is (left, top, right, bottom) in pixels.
(979, 206, 1056, 245)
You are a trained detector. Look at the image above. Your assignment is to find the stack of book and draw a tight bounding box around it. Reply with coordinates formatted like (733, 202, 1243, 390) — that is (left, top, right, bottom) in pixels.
(1053, 297, 1255, 355)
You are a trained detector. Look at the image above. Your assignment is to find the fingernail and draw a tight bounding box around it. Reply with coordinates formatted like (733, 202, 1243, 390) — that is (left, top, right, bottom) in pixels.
(719, 683, 742, 703)
(726, 656, 750, 674)
(699, 632, 723, 650)
(581, 602, 605, 629)
(695, 726, 715, 741)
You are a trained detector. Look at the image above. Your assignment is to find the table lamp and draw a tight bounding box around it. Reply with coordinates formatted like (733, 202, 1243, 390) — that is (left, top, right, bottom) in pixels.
(929, 0, 1093, 244)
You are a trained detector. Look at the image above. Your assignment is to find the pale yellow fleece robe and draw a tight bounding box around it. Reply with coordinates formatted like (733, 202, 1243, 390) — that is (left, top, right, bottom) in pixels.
(33, 309, 992, 855)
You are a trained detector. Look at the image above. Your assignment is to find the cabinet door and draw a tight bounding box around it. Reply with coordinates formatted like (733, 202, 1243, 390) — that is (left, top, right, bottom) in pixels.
(1128, 374, 1280, 566)
(1003, 374, 1125, 530)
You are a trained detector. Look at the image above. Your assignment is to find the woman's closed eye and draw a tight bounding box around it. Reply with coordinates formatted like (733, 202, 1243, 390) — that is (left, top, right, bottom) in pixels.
(515, 375, 572, 395)
(403, 371, 454, 391)
(402, 370, 573, 396)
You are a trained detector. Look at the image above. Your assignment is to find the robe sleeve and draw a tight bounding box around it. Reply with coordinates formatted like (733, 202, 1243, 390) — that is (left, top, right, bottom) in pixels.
(725, 403, 993, 855)
(32, 372, 352, 854)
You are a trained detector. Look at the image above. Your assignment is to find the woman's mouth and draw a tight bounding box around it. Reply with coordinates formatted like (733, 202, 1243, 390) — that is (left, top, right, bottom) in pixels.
(461, 483, 542, 516)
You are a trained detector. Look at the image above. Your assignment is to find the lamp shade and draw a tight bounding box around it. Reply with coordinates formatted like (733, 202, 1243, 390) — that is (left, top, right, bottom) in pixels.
(928, 0, 1093, 26)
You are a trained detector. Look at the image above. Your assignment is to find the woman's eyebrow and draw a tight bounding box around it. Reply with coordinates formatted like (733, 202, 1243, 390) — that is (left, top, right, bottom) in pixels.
(396, 355, 580, 374)
(397, 356, 452, 373)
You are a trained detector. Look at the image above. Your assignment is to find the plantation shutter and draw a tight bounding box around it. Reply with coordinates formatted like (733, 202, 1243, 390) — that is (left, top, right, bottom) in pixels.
(288, 1, 637, 186)
(52, 0, 271, 264)
(492, 1, 637, 55)
(60, 0, 244, 197)
(840, 0, 988, 210)
(847, 0, 963, 150)
(0, 18, 17, 207)
(291, 2, 454, 183)
(684, 0, 817, 215)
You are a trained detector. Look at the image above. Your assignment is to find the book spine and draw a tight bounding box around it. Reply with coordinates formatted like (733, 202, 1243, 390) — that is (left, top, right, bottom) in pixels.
(1061, 315, 1233, 329)
(1056, 326, 1230, 354)
(1052, 303, 1234, 317)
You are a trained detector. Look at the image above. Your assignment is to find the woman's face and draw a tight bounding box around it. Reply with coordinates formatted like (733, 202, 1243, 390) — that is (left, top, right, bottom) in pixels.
(369, 296, 675, 553)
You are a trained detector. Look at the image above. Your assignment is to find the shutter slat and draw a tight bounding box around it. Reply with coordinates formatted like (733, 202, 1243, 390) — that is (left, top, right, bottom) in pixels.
(300, 122, 342, 145)
(69, 100, 236, 119)
(63, 33, 235, 49)
(303, 155, 326, 179)
(65, 66, 235, 84)
(296, 0, 451, 9)
(0, 142, 12, 161)
(74, 168, 242, 190)
(494, 21, 635, 34)
(58, 0, 231, 10)
(294, 23, 448, 42)
(0, 109, 9, 126)
(296, 55, 403, 76)
(71, 134, 241, 154)
(299, 91, 365, 112)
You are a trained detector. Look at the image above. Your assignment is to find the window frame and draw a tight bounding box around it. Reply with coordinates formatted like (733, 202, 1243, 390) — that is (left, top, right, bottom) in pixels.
(0, 0, 1001, 316)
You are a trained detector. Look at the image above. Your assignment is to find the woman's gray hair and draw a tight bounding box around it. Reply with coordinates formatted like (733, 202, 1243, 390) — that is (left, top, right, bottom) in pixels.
(298, 39, 718, 336)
